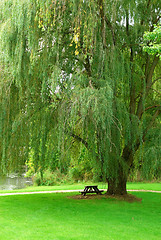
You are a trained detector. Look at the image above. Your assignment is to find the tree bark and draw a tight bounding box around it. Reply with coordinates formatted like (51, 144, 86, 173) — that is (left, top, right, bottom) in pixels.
(107, 144, 135, 195)
(107, 163, 127, 195)
(136, 56, 159, 119)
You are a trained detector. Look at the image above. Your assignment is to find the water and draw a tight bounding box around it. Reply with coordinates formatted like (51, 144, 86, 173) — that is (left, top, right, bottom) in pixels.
(0, 173, 33, 190)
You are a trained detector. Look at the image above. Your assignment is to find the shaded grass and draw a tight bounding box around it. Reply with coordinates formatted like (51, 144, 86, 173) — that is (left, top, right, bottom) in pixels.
(0, 191, 161, 239)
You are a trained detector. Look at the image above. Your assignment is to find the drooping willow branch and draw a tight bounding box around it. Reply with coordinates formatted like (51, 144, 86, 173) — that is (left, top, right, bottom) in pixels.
(136, 55, 159, 119)
(70, 132, 89, 149)
(143, 109, 161, 142)
(144, 105, 161, 112)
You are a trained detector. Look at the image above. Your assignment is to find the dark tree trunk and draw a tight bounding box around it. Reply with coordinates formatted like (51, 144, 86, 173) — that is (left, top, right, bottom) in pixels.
(40, 169, 43, 180)
(107, 146, 134, 195)
(107, 164, 127, 195)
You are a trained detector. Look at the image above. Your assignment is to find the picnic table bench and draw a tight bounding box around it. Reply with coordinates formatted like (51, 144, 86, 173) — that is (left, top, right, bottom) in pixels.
(80, 185, 104, 196)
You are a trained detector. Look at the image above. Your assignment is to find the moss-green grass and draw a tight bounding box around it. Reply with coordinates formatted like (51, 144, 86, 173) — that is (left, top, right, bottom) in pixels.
(0, 191, 161, 240)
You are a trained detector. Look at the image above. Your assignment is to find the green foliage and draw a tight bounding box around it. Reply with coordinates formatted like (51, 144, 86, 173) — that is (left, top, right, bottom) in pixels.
(68, 167, 83, 182)
(143, 25, 161, 57)
(0, 0, 161, 193)
(141, 125, 161, 180)
(33, 169, 71, 186)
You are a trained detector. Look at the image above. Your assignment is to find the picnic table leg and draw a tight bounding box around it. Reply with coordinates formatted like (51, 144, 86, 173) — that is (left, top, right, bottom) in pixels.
(93, 186, 102, 194)
(82, 187, 88, 196)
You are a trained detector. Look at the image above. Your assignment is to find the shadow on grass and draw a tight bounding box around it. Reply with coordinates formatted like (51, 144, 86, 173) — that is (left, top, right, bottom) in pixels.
(68, 192, 142, 203)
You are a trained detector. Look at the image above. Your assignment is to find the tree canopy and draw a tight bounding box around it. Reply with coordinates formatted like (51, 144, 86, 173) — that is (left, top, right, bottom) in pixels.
(0, 0, 161, 194)
(144, 24, 161, 57)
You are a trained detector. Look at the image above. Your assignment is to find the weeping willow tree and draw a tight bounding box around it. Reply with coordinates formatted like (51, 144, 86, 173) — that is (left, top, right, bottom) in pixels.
(0, 0, 161, 194)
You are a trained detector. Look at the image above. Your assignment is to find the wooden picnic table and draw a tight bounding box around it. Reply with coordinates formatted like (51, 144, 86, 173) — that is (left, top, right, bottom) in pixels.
(80, 185, 104, 196)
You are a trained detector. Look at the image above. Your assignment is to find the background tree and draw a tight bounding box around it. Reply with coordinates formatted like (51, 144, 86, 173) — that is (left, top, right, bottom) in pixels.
(143, 24, 161, 57)
(0, 0, 161, 194)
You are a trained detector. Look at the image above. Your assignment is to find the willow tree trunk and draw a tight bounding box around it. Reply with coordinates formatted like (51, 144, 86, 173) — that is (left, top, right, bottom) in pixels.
(107, 145, 134, 195)
(107, 163, 127, 195)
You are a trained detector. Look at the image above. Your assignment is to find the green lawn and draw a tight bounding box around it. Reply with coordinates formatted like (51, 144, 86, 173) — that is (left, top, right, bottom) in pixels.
(127, 182, 161, 191)
(0, 190, 161, 239)
(0, 181, 161, 194)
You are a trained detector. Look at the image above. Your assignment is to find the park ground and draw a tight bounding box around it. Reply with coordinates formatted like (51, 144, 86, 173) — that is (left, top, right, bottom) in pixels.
(0, 182, 161, 240)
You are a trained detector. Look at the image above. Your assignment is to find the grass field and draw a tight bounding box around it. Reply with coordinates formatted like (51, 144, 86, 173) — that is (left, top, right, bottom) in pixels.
(0, 183, 161, 239)
(0, 181, 161, 194)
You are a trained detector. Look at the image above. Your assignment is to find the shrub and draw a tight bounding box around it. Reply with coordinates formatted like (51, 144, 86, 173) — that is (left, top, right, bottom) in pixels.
(33, 169, 73, 186)
(68, 167, 84, 181)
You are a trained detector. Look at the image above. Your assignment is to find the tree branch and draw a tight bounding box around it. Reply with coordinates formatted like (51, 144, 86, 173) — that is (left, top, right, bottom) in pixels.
(150, 15, 161, 32)
(149, 88, 161, 96)
(136, 55, 159, 119)
(146, 56, 159, 90)
(83, 55, 91, 77)
(144, 105, 161, 112)
(143, 109, 161, 141)
(151, 77, 161, 86)
(140, 0, 151, 25)
(70, 132, 88, 149)
(98, 0, 107, 48)
(104, 16, 116, 46)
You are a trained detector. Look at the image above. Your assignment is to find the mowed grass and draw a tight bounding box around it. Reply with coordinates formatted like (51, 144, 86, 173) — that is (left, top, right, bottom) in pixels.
(127, 182, 161, 191)
(0, 191, 161, 240)
(0, 181, 161, 194)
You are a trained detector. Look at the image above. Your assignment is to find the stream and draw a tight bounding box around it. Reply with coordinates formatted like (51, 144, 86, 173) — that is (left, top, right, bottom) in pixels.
(0, 173, 33, 190)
